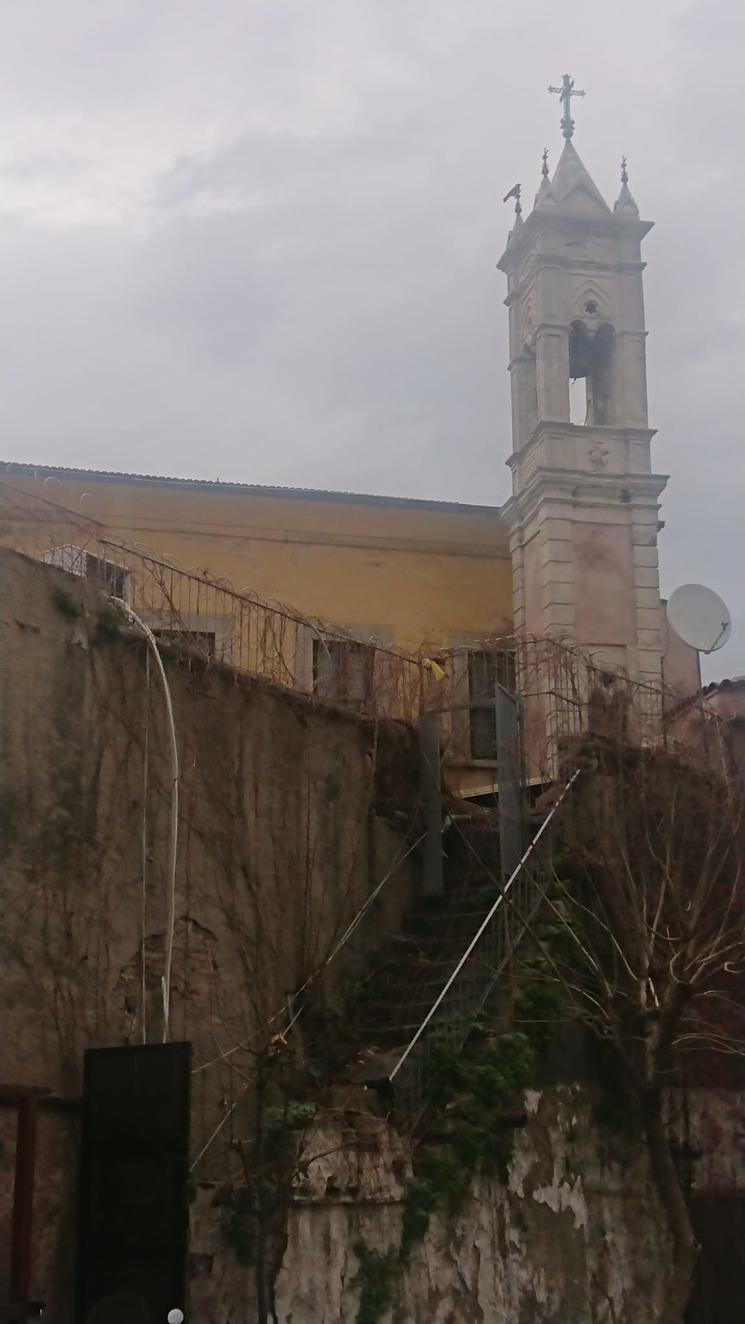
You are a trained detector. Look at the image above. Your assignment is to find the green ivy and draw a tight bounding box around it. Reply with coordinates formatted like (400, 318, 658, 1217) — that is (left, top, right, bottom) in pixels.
(52, 586, 81, 620)
(220, 1186, 256, 1266)
(95, 604, 122, 641)
(261, 1099, 318, 1160)
(353, 1242, 399, 1324)
(351, 1029, 544, 1322)
(403, 1032, 538, 1252)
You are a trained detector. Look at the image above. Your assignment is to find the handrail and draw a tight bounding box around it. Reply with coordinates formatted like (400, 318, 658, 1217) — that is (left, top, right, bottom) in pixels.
(388, 767, 582, 1084)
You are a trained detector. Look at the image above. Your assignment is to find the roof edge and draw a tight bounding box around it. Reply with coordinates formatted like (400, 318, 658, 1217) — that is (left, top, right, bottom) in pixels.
(1, 461, 503, 518)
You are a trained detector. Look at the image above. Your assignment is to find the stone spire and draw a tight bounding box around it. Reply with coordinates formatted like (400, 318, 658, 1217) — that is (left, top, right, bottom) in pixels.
(613, 156, 640, 217)
(533, 147, 554, 207)
(548, 139, 611, 214)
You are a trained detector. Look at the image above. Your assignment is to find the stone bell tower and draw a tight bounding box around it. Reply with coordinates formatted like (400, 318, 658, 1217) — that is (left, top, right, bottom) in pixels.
(498, 77, 667, 683)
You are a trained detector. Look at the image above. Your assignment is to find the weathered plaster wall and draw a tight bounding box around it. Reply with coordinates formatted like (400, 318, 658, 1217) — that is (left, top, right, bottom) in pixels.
(0, 549, 420, 1316)
(189, 1084, 676, 1324)
(574, 521, 636, 654)
(661, 613, 701, 702)
(185, 1083, 745, 1324)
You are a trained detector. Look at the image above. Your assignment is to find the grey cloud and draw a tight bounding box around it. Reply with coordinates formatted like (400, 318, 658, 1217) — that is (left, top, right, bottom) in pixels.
(0, 0, 741, 675)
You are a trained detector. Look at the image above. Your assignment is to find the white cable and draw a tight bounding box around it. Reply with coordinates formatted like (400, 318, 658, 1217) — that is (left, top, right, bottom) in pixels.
(189, 1088, 248, 1173)
(141, 650, 150, 1045)
(389, 767, 583, 1082)
(111, 598, 180, 1044)
(190, 828, 427, 1076)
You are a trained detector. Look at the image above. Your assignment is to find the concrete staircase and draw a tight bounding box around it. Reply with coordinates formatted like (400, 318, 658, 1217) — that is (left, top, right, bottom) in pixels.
(336, 773, 579, 1126)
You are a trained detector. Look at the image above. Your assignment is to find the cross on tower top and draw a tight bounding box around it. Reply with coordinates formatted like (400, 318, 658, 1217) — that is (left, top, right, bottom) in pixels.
(548, 74, 585, 140)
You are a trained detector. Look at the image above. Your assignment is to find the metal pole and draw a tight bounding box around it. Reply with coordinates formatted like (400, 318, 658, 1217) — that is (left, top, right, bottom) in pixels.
(389, 767, 581, 1082)
(419, 712, 443, 897)
(9, 1097, 39, 1308)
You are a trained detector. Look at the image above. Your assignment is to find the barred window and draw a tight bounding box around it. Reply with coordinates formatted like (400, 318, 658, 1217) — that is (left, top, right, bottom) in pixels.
(468, 649, 516, 760)
(312, 639, 374, 712)
(43, 544, 129, 600)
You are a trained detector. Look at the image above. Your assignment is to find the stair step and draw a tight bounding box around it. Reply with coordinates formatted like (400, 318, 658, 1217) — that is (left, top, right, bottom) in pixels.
(355, 990, 490, 1024)
(408, 886, 503, 914)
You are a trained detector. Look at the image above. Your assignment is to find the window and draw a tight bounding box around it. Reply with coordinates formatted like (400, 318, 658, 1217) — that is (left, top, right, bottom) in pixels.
(468, 649, 516, 761)
(43, 544, 129, 600)
(84, 552, 128, 600)
(312, 638, 374, 712)
(152, 628, 216, 658)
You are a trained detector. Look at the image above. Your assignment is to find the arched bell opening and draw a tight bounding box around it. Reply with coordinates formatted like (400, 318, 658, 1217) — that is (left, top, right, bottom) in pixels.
(568, 320, 615, 426)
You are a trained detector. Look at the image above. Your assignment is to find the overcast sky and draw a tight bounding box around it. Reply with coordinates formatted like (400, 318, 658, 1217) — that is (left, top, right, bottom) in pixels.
(0, 1, 742, 674)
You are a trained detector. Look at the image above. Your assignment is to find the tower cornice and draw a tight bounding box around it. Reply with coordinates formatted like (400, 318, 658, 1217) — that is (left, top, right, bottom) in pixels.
(502, 468, 669, 533)
(498, 210, 653, 272)
(507, 421, 657, 465)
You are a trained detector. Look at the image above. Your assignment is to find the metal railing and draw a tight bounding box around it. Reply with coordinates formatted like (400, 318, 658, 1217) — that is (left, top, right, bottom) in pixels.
(0, 478, 426, 721)
(388, 769, 582, 1124)
(0, 478, 668, 772)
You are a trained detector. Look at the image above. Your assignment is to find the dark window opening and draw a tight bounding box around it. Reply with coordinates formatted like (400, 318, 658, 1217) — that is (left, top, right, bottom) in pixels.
(43, 545, 129, 599)
(468, 649, 516, 760)
(152, 628, 216, 658)
(85, 552, 128, 600)
(569, 320, 614, 426)
(312, 638, 375, 712)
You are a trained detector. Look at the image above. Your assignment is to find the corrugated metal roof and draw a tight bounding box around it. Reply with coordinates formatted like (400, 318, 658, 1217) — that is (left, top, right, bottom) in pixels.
(1, 461, 502, 517)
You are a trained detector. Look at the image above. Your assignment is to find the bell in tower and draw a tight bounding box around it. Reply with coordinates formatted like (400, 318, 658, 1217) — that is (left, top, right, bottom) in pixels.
(498, 80, 667, 685)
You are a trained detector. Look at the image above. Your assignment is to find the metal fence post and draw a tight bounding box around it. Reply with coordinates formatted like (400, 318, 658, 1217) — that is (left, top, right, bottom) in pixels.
(419, 711, 443, 897)
(495, 683, 525, 881)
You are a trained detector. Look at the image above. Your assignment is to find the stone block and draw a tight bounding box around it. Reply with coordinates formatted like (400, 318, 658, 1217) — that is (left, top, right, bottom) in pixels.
(539, 539, 574, 565)
(630, 505, 660, 525)
(634, 587, 661, 610)
(632, 546, 659, 568)
(637, 628, 663, 651)
(544, 603, 575, 627)
(543, 581, 576, 606)
(634, 567, 660, 590)
(636, 608, 662, 629)
(636, 650, 662, 678)
(541, 518, 574, 542)
(540, 560, 575, 585)
(632, 525, 657, 547)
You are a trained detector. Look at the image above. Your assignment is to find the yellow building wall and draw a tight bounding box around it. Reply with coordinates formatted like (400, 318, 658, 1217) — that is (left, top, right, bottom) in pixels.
(11, 468, 513, 653)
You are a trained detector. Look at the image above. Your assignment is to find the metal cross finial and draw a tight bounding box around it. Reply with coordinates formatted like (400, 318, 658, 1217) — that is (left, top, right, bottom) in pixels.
(548, 73, 585, 140)
(621, 155, 629, 185)
(541, 147, 549, 178)
(502, 182, 522, 217)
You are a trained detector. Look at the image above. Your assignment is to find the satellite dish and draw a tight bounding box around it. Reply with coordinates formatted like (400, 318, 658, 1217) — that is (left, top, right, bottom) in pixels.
(666, 583, 732, 654)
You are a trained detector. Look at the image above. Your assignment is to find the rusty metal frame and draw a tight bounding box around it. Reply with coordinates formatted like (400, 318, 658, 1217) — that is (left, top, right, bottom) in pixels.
(0, 1085, 51, 1324)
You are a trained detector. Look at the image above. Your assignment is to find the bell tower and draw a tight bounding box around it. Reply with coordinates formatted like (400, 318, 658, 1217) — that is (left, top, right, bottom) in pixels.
(498, 80, 667, 683)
